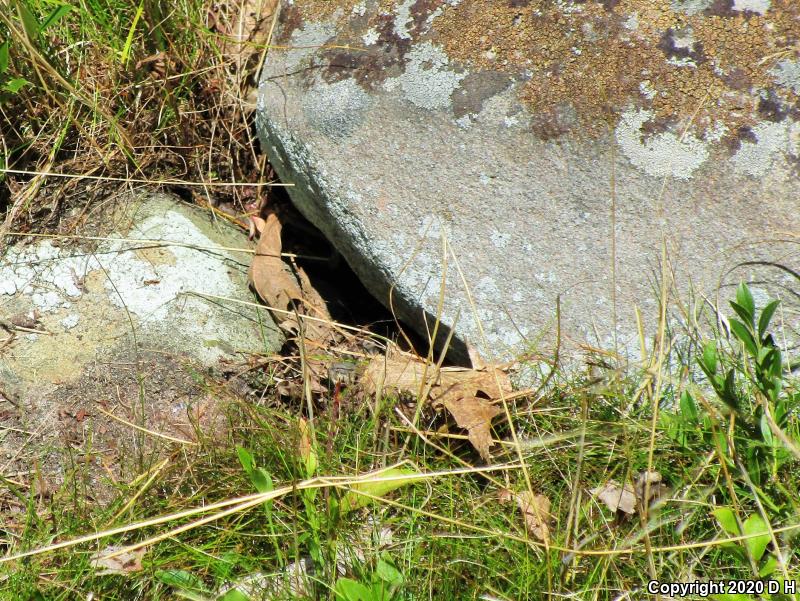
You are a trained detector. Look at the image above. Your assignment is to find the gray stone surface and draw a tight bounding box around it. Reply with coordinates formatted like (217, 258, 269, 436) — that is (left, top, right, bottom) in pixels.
(0, 192, 280, 497)
(257, 0, 800, 363)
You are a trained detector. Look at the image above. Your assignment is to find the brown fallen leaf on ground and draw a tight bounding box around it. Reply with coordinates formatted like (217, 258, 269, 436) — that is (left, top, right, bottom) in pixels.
(590, 471, 668, 516)
(361, 350, 512, 460)
(249, 213, 332, 344)
(90, 546, 146, 575)
(442, 397, 501, 461)
(499, 489, 551, 541)
(590, 481, 638, 515)
(635, 470, 669, 506)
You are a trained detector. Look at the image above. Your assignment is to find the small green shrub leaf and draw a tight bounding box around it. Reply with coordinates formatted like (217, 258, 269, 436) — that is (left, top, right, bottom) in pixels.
(335, 578, 375, 601)
(758, 299, 780, 339)
(767, 348, 782, 378)
(331, 467, 418, 515)
(730, 301, 755, 330)
(16, 2, 41, 39)
(376, 558, 404, 587)
(679, 391, 698, 423)
(760, 413, 774, 446)
(774, 398, 789, 427)
(721, 369, 740, 411)
(701, 342, 718, 375)
(218, 590, 251, 601)
(759, 555, 778, 578)
(0, 41, 8, 73)
(237, 446, 255, 475)
(155, 569, 208, 592)
(742, 514, 770, 562)
(711, 594, 755, 601)
(712, 507, 740, 536)
(735, 282, 755, 324)
(729, 319, 758, 357)
(250, 467, 273, 495)
(3, 78, 29, 93)
(769, 377, 782, 403)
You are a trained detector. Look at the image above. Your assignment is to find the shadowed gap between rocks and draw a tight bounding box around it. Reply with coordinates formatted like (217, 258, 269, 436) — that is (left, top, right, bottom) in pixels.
(263, 185, 470, 367)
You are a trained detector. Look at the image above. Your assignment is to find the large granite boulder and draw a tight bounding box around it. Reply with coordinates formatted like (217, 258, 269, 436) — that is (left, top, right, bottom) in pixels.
(257, 0, 800, 363)
(0, 192, 281, 499)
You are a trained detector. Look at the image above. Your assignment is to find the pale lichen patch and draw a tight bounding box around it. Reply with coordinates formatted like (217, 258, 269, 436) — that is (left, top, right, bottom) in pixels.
(730, 120, 789, 176)
(732, 0, 771, 15)
(615, 107, 710, 178)
(385, 41, 466, 110)
(772, 59, 800, 94)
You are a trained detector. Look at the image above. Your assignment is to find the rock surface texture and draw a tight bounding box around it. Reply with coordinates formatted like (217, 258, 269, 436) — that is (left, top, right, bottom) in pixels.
(257, 0, 800, 362)
(0, 192, 280, 496)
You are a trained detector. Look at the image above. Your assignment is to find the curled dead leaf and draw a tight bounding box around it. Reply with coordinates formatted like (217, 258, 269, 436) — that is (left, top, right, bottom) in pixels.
(499, 489, 551, 541)
(248, 213, 332, 344)
(635, 470, 669, 506)
(361, 351, 511, 460)
(90, 546, 145, 575)
(249, 213, 301, 310)
(442, 397, 501, 461)
(590, 471, 667, 516)
(590, 481, 637, 515)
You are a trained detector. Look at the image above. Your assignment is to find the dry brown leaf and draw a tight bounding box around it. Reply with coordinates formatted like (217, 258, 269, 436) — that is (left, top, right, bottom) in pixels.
(249, 213, 301, 310)
(591, 471, 667, 515)
(590, 481, 638, 515)
(361, 354, 428, 398)
(361, 351, 511, 459)
(499, 489, 551, 541)
(90, 546, 145, 575)
(248, 213, 332, 344)
(635, 470, 668, 506)
(442, 396, 501, 461)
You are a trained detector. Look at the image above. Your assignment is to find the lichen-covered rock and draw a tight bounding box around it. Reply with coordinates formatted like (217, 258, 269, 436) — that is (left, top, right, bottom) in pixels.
(257, 0, 800, 362)
(0, 192, 281, 499)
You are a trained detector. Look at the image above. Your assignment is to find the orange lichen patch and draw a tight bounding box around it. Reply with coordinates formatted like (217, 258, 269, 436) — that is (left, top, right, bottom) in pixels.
(289, 0, 363, 20)
(432, 0, 800, 137)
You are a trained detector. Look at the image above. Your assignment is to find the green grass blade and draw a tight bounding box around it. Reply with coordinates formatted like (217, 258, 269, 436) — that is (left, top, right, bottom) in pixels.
(120, 0, 144, 66)
(0, 40, 9, 73)
(16, 1, 41, 39)
(39, 4, 72, 32)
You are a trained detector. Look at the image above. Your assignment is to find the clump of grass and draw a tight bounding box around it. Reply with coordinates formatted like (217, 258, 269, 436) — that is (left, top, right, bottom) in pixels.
(1, 283, 798, 600)
(0, 0, 275, 239)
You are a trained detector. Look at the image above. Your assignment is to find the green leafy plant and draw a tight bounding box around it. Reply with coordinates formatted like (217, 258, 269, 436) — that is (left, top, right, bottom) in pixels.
(713, 508, 775, 577)
(0, 39, 30, 100)
(237, 446, 283, 563)
(660, 389, 710, 449)
(708, 508, 800, 601)
(334, 557, 405, 601)
(0, 2, 73, 102)
(697, 283, 799, 484)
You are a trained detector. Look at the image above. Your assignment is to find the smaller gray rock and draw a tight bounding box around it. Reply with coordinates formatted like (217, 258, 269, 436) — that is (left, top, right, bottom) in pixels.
(0, 191, 281, 499)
